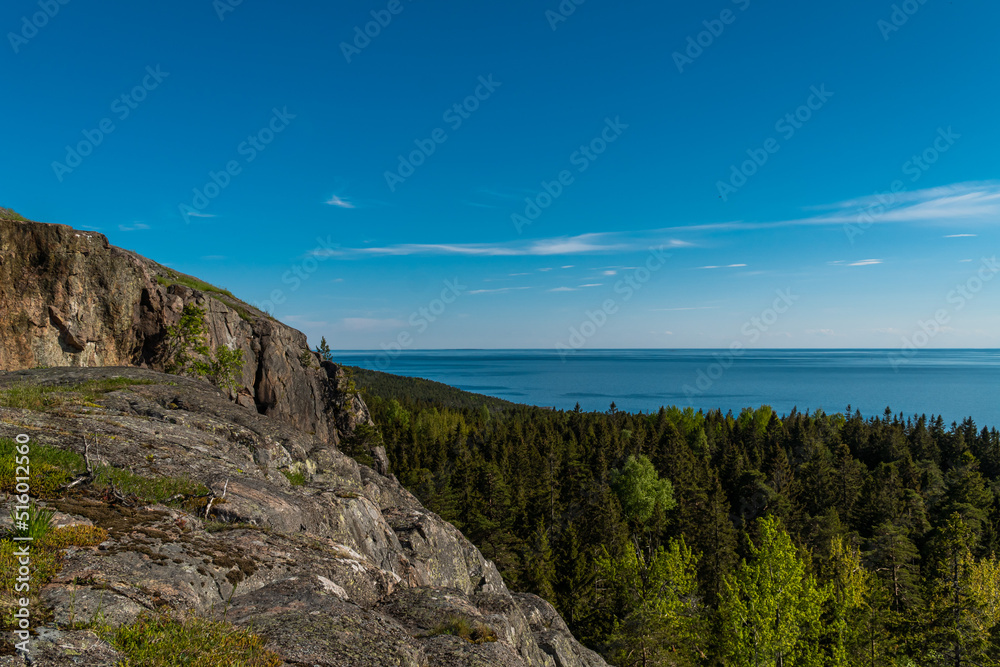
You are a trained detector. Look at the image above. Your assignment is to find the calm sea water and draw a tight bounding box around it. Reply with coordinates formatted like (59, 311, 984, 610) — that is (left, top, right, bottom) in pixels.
(333, 350, 1000, 428)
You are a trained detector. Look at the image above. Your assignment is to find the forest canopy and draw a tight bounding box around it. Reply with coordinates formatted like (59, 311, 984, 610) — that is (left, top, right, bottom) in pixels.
(351, 366, 1000, 666)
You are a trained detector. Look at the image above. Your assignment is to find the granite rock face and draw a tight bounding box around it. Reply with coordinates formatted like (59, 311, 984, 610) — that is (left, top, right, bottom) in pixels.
(0, 368, 605, 666)
(0, 218, 366, 446)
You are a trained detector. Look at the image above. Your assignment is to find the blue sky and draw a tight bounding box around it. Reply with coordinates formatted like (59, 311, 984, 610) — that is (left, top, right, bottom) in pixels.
(2, 0, 998, 350)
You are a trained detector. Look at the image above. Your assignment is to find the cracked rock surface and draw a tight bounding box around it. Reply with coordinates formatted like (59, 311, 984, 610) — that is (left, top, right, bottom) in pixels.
(0, 368, 606, 667)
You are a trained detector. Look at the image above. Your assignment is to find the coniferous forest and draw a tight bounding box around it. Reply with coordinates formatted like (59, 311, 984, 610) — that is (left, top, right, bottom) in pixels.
(349, 367, 1000, 667)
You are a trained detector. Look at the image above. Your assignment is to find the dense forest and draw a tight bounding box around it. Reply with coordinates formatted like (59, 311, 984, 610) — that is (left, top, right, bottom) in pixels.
(347, 366, 1000, 666)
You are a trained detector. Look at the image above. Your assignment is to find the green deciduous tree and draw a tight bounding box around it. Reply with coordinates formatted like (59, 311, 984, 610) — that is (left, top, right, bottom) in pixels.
(596, 536, 705, 666)
(610, 454, 676, 526)
(719, 516, 829, 667)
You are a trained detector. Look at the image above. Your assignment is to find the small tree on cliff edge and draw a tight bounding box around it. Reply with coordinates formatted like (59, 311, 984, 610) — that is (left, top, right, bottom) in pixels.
(163, 303, 245, 393)
(316, 336, 334, 362)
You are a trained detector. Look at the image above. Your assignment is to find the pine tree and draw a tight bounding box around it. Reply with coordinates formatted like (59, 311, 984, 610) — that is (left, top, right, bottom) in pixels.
(924, 513, 1000, 666)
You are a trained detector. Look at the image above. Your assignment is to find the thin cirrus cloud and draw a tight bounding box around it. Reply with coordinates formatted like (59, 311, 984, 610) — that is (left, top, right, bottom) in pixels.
(828, 259, 883, 267)
(313, 233, 692, 258)
(660, 181, 1000, 235)
(311, 181, 996, 261)
(944, 234, 977, 238)
(698, 263, 747, 269)
(326, 195, 355, 209)
(118, 222, 150, 232)
(468, 286, 533, 295)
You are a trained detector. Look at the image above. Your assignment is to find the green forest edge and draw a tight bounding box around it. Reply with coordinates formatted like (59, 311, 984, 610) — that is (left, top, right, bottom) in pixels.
(350, 364, 1000, 667)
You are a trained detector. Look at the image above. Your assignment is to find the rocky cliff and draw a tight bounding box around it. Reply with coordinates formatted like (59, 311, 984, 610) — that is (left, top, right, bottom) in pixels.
(0, 217, 607, 666)
(0, 218, 365, 447)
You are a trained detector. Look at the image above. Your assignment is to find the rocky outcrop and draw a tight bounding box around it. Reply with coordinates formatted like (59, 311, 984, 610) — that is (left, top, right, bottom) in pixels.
(0, 216, 606, 666)
(0, 218, 366, 446)
(0, 368, 605, 666)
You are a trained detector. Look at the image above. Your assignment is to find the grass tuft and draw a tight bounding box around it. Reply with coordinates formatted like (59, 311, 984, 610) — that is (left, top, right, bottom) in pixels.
(98, 612, 282, 667)
(423, 616, 498, 644)
(0, 438, 85, 497)
(280, 469, 306, 486)
(0, 378, 157, 411)
(10, 504, 55, 541)
(92, 466, 209, 504)
(37, 525, 109, 549)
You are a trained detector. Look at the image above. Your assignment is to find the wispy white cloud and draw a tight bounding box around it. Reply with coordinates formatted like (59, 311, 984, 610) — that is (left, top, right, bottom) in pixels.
(944, 233, 977, 238)
(663, 181, 1000, 235)
(847, 259, 883, 267)
(326, 195, 355, 209)
(468, 286, 533, 295)
(185, 212, 216, 219)
(314, 233, 692, 258)
(118, 222, 150, 232)
(698, 263, 747, 269)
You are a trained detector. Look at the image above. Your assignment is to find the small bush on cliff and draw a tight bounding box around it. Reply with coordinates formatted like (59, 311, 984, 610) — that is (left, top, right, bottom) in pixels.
(163, 304, 245, 392)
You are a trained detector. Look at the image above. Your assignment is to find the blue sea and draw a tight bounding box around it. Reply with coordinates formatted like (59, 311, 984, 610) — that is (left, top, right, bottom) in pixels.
(333, 349, 1000, 429)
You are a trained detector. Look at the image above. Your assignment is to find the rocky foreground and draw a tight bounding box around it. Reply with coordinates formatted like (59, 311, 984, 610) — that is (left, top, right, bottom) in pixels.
(0, 368, 605, 666)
